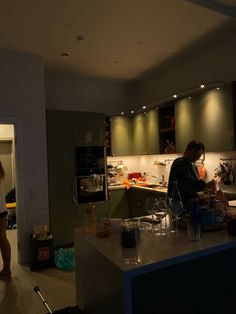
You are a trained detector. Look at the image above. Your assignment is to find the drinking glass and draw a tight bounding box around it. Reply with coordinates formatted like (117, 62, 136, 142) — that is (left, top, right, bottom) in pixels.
(145, 198, 159, 233)
(154, 198, 169, 237)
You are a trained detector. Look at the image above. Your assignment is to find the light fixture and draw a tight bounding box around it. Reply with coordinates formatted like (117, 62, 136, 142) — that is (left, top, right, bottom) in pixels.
(142, 105, 146, 109)
(131, 110, 134, 114)
(216, 87, 220, 90)
(121, 112, 124, 115)
(156, 107, 159, 110)
(173, 94, 178, 98)
(188, 96, 192, 99)
(200, 84, 205, 88)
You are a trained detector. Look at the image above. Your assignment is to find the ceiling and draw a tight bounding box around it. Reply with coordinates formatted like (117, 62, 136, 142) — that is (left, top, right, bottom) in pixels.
(0, 0, 236, 81)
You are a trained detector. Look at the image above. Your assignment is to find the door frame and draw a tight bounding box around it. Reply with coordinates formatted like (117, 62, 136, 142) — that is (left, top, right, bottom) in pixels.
(0, 117, 25, 263)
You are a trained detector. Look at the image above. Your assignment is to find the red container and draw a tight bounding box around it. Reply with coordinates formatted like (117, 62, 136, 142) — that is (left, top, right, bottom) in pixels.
(128, 172, 141, 180)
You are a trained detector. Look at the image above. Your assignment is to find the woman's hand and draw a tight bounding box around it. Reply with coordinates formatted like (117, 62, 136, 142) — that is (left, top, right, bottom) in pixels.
(205, 179, 218, 194)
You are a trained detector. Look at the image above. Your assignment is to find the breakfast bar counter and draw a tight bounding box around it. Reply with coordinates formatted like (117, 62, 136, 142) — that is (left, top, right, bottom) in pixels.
(75, 227, 236, 314)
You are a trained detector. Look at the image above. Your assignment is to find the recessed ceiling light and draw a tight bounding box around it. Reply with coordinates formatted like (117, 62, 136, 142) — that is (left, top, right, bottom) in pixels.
(76, 35, 85, 41)
(156, 107, 159, 110)
(142, 105, 146, 109)
(173, 94, 177, 98)
(200, 84, 205, 88)
(188, 96, 192, 99)
(131, 110, 134, 114)
(61, 52, 70, 58)
(216, 87, 220, 90)
(121, 112, 124, 115)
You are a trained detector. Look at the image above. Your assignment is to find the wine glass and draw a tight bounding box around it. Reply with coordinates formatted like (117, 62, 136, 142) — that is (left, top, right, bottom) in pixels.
(145, 198, 158, 233)
(154, 198, 169, 237)
(169, 197, 184, 234)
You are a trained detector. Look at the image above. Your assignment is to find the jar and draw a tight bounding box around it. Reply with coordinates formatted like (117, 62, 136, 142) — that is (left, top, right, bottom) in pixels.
(120, 219, 139, 248)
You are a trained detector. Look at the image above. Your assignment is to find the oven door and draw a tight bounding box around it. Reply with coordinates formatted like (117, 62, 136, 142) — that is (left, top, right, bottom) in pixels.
(76, 174, 107, 204)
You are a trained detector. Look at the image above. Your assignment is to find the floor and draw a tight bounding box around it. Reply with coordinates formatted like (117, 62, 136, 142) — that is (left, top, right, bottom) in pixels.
(0, 229, 76, 314)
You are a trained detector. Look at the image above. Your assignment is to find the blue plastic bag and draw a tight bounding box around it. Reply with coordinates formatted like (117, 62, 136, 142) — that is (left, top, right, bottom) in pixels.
(54, 248, 75, 271)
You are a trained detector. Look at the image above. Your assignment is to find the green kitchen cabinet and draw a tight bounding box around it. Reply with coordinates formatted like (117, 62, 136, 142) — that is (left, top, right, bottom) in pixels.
(133, 110, 160, 155)
(145, 109, 161, 154)
(46, 109, 107, 247)
(129, 188, 166, 218)
(111, 115, 133, 156)
(73, 111, 105, 146)
(46, 110, 76, 247)
(175, 83, 235, 152)
(108, 188, 129, 219)
(110, 109, 160, 156)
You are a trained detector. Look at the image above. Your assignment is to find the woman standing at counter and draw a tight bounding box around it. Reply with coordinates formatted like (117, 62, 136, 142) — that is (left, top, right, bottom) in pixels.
(167, 140, 216, 208)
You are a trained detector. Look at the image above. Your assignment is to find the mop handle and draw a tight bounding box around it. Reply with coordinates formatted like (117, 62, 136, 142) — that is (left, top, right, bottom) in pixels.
(33, 286, 53, 314)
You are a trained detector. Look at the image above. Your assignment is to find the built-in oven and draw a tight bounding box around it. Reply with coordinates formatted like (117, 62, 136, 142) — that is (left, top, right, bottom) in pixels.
(75, 146, 107, 204)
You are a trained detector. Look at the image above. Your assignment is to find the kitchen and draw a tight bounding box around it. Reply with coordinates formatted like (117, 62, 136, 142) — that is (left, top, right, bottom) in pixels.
(1, 1, 236, 313)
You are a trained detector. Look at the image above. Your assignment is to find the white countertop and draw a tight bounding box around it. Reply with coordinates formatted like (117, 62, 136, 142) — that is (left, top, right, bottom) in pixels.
(75, 226, 236, 276)
(108, 184, 167, 193)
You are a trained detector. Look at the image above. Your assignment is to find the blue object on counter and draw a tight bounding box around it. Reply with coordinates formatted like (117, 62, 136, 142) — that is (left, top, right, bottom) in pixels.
(200, 207, 216, 228)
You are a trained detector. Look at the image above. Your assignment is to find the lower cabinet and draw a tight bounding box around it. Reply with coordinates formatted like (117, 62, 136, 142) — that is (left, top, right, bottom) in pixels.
(129, 188, 167, 218)
(108, 188, 130, 219)
(108, 187, 167, 219)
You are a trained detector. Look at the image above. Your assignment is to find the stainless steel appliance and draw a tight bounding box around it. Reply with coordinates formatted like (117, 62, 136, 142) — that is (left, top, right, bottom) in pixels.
(75, 146, 107, 204)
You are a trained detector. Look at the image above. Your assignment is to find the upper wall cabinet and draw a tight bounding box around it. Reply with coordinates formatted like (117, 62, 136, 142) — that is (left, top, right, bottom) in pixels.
(72, 111, 105, 146)
(110, 109, 160, 156)
(110, 116, 133, 156)
(133, 109, 160, 155)
(175, 83, 235, 152)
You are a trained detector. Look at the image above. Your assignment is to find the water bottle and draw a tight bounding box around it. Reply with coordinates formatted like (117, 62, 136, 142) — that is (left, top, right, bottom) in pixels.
(85, 202, 96, 234)
(189, 198, 201, 241)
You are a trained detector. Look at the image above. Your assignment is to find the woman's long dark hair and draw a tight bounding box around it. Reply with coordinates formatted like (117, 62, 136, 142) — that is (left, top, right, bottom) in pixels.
(185, 140, 205, 161)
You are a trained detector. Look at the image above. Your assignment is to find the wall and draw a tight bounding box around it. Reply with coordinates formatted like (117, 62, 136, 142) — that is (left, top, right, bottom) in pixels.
(0, 124, 14, 138)
(45, 71, 139, 116)
(0, 50, 49, 263)
(137, 23, 236, 106)
(108, 151, 236, 195)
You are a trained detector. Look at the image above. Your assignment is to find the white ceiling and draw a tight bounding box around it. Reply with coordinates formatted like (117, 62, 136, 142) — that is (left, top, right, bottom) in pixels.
(0, 0, 235, 81)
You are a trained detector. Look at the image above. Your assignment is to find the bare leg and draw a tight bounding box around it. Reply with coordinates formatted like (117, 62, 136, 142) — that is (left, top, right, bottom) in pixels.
(0, 216, 11, 278)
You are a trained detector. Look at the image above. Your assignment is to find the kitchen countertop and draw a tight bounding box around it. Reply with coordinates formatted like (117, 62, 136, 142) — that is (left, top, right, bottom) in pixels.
(108, 183, 168, 194)
(75, 226, 236, 274)
(75, 226, 236, 314)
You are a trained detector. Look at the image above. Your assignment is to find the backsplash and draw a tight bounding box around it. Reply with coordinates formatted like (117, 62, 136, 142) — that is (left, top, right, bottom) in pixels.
(107, 151, 236, 192)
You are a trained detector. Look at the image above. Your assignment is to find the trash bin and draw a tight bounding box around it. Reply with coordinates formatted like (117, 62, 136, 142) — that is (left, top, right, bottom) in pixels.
(29, 234, 55, 271)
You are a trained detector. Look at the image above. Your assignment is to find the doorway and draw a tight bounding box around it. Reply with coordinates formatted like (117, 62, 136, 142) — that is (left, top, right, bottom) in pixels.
(0, 124, 18, 263)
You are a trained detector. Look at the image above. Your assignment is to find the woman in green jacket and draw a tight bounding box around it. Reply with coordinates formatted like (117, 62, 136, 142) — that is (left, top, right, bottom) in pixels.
(167, 140, 216, 208)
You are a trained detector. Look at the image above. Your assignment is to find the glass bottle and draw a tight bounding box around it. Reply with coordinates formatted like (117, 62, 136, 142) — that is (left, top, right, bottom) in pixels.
(189, 198, 201, 241)
(170, 181, 184, 233)
(85, 202, 96, 234)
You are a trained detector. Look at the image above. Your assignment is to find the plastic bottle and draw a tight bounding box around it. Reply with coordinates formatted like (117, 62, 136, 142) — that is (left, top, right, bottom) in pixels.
(85, 202, 96, 234)
(189, 198, 201, 241)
